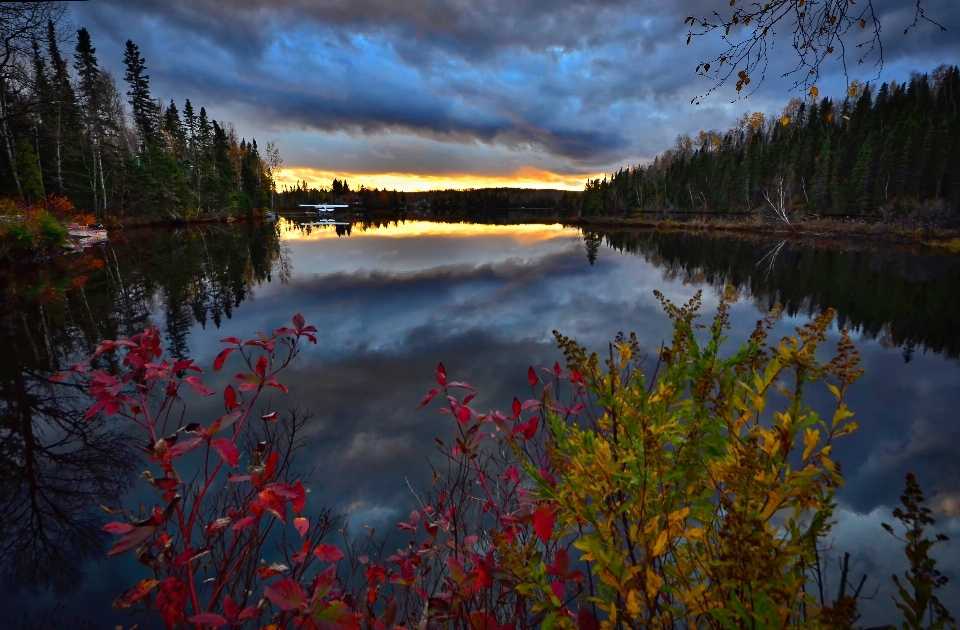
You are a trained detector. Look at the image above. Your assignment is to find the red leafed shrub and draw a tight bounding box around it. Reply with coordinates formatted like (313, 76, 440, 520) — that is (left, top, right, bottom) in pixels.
(56, 314, 363, 628)
(63, 312, 598, 629)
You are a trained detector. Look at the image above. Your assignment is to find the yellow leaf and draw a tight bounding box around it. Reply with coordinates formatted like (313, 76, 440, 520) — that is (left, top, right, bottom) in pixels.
(652, 529, 670, 558)
(809, 86, 819, 97)
(803, 428, 820, 461)
(780, 116, 791, 126)
(645, 569, 663, 600)
(860, 19, 867, 28)
(668, 507, 691, 527)
(833, 421, 858, 438)
(826, 382, 841, 400)
(686, 527, 704, 540)
(626, 590, 642, 619)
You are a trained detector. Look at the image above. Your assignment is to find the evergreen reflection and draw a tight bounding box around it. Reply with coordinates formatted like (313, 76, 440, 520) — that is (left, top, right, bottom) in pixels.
(0, 220, 287, 596)
(590, 228, 960, 357)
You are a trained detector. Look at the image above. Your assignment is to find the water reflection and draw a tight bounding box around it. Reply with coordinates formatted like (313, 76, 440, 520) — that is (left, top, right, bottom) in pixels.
(2, 220, 959, 626)
(0, 220, 287, 607)
(591, 228, 960, 357)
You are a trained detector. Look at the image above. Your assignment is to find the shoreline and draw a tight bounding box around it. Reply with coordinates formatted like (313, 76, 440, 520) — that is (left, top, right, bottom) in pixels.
(567, 216, 960, 251)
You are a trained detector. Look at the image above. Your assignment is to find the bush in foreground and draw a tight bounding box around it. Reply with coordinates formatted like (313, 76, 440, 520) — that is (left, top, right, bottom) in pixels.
(56, 291, 954, 629)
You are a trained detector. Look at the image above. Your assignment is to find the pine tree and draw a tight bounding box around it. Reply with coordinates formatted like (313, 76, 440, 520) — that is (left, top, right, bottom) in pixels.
(163, 100, 186, 160)
(45, 19, 81, 197)
(73, 27, 108, 212)
(122, 40, 156, 152)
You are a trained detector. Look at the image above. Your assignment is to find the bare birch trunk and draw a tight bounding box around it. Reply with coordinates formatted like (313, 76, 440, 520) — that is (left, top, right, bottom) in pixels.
(0, 77, 24, 198)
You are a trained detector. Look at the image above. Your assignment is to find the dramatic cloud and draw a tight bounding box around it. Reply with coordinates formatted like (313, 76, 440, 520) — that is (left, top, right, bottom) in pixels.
(67, 0, 960, 185)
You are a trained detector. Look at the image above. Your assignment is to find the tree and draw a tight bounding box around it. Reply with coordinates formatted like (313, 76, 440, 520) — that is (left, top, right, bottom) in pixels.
(0, 2, 67, 199)
(122, 40, 156, 153)
(686, 0, 947, 102)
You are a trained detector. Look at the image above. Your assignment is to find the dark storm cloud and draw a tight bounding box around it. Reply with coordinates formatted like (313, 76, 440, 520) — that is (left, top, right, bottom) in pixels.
(68, 0, 960, 170)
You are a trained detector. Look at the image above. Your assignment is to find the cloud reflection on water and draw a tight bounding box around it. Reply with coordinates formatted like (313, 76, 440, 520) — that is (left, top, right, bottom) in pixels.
(9, 221, 958, 626)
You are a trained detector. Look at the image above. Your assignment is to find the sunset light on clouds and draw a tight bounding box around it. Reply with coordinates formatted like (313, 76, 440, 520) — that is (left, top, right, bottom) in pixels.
(275, 166, 607, 192)
(66, 0, 958, 192)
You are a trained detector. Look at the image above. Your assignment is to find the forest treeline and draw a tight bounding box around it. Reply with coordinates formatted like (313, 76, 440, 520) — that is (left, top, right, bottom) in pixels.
(582, 65, 960, 224)
(277, 181, 577, 221)
(0, 15, 279, 221)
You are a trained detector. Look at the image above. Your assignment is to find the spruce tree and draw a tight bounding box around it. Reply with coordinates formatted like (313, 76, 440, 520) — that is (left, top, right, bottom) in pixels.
(122, 40, 156, 152)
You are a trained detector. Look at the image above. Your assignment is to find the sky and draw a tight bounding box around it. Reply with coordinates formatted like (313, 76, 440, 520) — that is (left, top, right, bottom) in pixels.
(67, 0, 959, 191)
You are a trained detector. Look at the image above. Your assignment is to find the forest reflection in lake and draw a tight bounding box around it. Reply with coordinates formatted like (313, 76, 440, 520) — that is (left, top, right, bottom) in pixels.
(2, 219, 959, 627)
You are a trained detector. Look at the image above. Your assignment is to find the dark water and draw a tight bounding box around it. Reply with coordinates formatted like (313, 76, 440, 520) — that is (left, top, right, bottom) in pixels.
(2, 218, 959, 626)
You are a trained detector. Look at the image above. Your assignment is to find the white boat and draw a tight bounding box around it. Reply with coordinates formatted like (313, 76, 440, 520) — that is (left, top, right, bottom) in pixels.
(299, 204, 349, 213)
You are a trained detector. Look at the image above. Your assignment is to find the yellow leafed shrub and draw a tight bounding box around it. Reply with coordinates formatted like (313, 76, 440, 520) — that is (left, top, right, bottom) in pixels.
(509, 287, 865, 629)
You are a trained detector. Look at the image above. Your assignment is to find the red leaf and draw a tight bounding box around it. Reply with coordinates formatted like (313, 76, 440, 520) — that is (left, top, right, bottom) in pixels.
(528, 366, 538, 387)
(224, 385, 241, 410)
(108, 524, 156, 556)
(418, 388, 441, 409)
(313, 564, 337, 600)
(112, 578, 159, 610)
(156, 578, 187, 630)
(213, 348, 234, 372)
(255, 355, 268, 378)
(548, 548, 570, 577)
(554, 360, 563, 375)
(211, 438, 240, 467)
(436, 363, 446, 387)
(261, 411, 277, 422)
(456, 406, 472, 425)
(313, 544, 344, 562)
(210, 411, 241, 434)
(102, 521, 133, 535)
(263, 451, 279, 479)
(166, 437, 203, 461)
(238, 604, 258, 620)
(263, 578, 304, 612)
(223, 595, 238, 621)
(577, 606, 600, 630)
(290, 480, 306, 514)
(258, 487, 286, 522)
(266, 380, 289, 393)
(293, 312, 306, 331)
(512, 397, 521, 419)
(549, 581, 565, 602)
(522, 416, 539, 440)
(532, 506, 556, 542)
(189, 613, 228, 627)
(184, 376, 214, 396)
(232, 516, 256, 531)
(294, 517, 309, 537)
(220, 336, 241, 345)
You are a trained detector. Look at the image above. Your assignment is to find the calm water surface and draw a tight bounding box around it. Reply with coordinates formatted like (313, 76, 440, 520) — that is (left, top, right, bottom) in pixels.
(2, 218, 959, 626)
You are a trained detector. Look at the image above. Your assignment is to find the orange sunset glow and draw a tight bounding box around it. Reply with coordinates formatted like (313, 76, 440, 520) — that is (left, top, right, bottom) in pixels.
(275, 166, 605, 192)
(277, 218, 572, 242)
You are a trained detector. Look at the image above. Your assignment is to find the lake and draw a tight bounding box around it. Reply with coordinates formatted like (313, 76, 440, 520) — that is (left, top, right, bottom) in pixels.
(2, 217, 959, 627)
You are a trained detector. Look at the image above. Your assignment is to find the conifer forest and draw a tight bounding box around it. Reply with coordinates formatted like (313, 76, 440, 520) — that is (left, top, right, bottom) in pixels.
(0, 12, 279, 221)
(582, 66, 960, 223)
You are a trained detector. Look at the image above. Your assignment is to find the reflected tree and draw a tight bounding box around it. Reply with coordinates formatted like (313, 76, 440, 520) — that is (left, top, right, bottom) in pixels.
(0, 310, 136, 593)
(598, 228, 960, 357)
(0, 219, 288, 594)
(583, 231, 602, 265)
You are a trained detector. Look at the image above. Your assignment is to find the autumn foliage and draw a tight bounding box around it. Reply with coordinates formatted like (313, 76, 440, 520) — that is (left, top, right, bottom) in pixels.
(60, 292, 954, 629)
